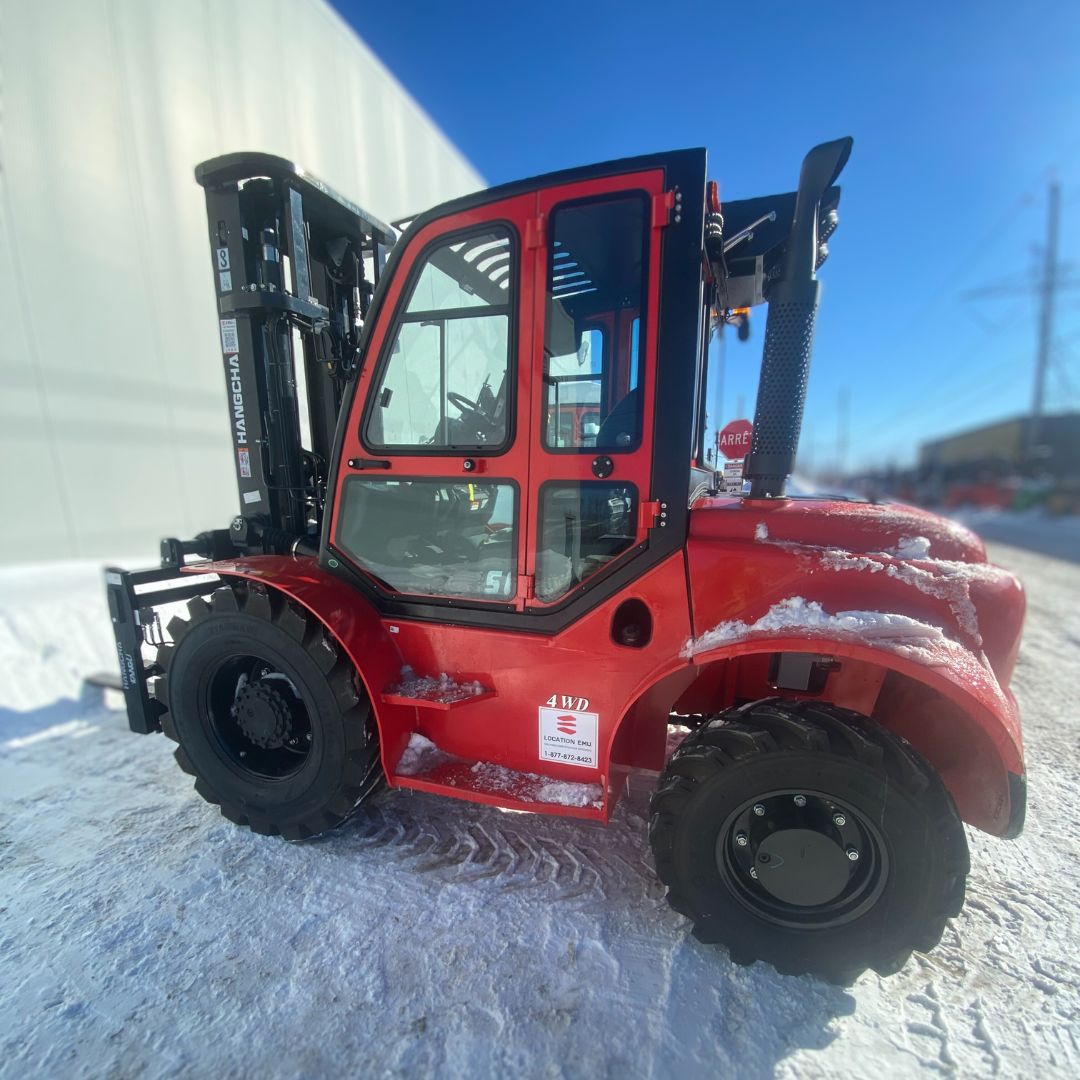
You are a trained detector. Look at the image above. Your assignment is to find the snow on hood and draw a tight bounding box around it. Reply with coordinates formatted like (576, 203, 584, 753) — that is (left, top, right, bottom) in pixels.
(752, 527, 1011, 648)
(682, 596, 955, 661)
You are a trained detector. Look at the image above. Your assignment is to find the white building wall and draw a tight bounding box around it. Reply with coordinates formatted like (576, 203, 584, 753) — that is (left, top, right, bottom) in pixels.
(0, 0, 483, 564)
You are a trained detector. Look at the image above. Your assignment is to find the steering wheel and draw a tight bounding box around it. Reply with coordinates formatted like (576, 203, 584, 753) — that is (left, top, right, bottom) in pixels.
(447, 390, 499, 436)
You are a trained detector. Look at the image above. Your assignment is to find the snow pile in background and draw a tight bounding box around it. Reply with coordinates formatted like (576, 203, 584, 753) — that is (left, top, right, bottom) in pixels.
(0, 561, 120, 711)
(395, 732, 459, 776)
(683, 596, 952, 659)
(388, 666, 488, 704)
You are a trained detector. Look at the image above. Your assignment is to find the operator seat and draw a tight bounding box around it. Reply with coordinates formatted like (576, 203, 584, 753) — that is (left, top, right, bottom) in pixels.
(595, 387, 640, 448)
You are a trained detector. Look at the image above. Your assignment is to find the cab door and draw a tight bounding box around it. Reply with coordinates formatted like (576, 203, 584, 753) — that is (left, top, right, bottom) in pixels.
(330, 192, 537, 610)
(524, 169, 668, 609)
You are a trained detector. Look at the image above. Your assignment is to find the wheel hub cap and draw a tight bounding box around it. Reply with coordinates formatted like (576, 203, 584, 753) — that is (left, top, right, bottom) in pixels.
(233, 682, 294, 750)
(717, 789, 887, 929)
(754, 828, 852, 906)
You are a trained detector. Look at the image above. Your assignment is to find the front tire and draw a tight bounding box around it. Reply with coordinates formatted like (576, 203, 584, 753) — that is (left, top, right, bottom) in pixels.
(649, 699, 969, 983)
(154, 584, 382, 840)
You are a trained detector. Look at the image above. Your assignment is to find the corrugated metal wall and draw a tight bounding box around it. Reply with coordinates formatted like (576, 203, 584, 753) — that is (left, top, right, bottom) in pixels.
(0, 0, 483, 563)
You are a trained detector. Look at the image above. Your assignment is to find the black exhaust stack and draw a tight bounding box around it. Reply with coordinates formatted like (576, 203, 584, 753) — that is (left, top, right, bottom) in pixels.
(744, 137, 853, 498)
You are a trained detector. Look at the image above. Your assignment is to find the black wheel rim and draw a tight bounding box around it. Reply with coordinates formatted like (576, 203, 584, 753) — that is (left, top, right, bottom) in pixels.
(716, 789, 888, 929)
(202, 652, 314, 781)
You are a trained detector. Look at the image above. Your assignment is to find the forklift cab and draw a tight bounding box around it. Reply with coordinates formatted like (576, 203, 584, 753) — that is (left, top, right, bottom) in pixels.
(328, 154, 707, 623)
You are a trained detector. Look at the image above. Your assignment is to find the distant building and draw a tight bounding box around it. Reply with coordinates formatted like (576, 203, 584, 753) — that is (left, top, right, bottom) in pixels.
(919, 413, 1080, 478)
(0, 0, 482, 564)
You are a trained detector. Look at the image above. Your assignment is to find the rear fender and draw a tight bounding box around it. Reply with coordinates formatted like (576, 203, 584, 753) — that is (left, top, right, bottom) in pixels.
(181, 556, 411, 779)
(666, 633, 1023, 836)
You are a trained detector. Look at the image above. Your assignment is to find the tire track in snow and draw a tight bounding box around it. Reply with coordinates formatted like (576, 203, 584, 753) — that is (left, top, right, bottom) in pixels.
(315, 782, 665, 905)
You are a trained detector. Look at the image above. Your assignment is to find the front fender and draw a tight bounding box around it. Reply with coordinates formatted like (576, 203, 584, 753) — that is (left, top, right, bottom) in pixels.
(685, 631, 1023, 836)
(181, 556, 412, 778)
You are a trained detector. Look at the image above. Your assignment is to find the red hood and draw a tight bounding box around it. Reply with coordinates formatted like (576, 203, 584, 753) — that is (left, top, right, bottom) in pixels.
(689, 495, 987, 561)
(687, 496, 1024, 684)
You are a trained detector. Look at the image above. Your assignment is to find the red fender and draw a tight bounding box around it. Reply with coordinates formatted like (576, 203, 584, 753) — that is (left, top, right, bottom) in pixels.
(182, 555, 413, 780)
(682, 632, 1022, 835)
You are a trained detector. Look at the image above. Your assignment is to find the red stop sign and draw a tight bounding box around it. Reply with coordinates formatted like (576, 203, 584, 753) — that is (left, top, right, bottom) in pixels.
(718, 419, 753, 460)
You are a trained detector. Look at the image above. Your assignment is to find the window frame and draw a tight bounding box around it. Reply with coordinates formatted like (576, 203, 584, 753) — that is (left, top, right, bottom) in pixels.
(539, 191, 651, 456)
(531, 477, 640, 605)
(337, 474, 521, 603)
(360, 221, 520, 456)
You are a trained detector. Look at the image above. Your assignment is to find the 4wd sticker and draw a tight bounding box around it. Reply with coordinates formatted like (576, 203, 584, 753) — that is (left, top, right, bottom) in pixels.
(539, 702, 598, 769)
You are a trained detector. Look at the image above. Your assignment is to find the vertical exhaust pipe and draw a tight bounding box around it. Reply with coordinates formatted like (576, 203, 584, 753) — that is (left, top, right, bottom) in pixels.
(745, 137, 853, 498)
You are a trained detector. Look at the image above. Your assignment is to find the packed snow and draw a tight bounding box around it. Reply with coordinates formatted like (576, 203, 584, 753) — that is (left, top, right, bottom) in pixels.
(467, 761, 604, 810)
(817, 547, 993, 645)
(394, 731, 458, 775)
(395, 734, 604, 809)
(2, 535, 1080, 1078)
(883, 535, 934, 559)
(682, 596, 954, 659)
(387, 666, 489, 704)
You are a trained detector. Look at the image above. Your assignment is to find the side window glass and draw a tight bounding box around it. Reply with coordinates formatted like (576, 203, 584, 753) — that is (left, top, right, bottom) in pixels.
(365, 229, 513, 450)
(337, 479, 516, 599)
(535, 481, 638, 602)
(545, 326, 604, 447)
(542, 197, 647, 451)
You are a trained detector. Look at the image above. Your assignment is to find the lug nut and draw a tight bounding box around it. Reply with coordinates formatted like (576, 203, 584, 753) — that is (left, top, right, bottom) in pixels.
(846, 847, 859, 862)
(833, 813, 847, 827)
(749, 867, 758, 879)
(793, 794, 807, 807)
(735, 832, 749, 847)
(753, 804, 766, 817)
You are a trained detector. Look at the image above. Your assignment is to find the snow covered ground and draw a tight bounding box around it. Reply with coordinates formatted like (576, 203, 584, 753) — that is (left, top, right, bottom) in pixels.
(2, 537, 1079, 1078)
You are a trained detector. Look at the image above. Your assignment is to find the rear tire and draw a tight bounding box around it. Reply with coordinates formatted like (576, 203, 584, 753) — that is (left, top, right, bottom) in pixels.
(154, 583, 382, 840)
(649, 699, 969, 983)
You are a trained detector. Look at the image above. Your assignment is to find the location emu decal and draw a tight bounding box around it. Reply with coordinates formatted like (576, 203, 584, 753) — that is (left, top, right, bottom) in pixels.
(539, 695, 599, 769)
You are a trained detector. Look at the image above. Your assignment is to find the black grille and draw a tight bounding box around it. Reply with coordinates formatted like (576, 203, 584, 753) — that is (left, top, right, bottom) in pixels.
(745, 292, 818, 497)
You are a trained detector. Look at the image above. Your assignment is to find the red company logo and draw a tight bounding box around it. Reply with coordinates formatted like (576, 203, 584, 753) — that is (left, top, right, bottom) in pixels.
(556, 716, 577, 735)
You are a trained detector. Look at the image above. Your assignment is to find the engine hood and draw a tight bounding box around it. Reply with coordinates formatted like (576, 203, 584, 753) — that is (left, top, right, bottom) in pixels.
(688, 495, 987, 561)
(686, 495, 1024, 685)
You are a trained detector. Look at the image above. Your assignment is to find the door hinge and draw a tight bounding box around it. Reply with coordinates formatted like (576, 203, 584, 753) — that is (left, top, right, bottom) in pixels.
(639, 500, 667, 529)
(525, 215, 546, 249)
(651, 190, 678, 229)
(518, 573, 536, 599)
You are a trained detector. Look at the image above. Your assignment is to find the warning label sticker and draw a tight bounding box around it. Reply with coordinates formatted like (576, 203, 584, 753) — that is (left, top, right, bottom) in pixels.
(219, 318, 239, 355)
(237, 448, 251, 478)
(723, 460, 745, 493)
(218, 270, 233, 293)
(538, 707, 598, 769)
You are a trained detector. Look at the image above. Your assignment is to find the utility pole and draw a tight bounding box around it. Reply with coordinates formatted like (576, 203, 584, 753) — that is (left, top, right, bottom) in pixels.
(1029, 181, 1061, 458)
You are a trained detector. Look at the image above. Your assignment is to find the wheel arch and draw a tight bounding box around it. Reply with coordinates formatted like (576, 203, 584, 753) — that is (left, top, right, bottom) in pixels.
(181, 556, 412, 778)
(609, 633, 1023, 837)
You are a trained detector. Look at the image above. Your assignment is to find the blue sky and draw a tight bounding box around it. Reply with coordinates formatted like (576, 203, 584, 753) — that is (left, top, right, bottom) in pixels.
(334, 0, 1080, 471)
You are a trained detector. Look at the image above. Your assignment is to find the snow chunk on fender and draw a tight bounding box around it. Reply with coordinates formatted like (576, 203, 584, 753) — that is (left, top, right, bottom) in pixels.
(882, 535, 932, 559)
(682, 596, 953, 658)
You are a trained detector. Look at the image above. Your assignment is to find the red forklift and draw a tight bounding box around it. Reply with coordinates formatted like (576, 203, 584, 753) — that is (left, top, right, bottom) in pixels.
(105, 137, 1026, 983)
